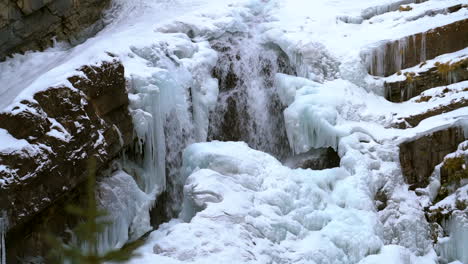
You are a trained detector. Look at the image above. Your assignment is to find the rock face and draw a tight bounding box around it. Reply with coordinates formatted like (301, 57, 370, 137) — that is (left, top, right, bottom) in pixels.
(0, 58, 133, 262)
(399, 126, 467, 189)
(424, 143, 468, 264)
(0, 0, 111, 59)
(385, 58, 468, 102)
(283, 147, 340, 170)
(366, 18, 468, 77)
(393, 97, 468, 129)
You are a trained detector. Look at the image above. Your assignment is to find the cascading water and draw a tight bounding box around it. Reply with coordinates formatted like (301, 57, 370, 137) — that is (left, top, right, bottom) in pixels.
(208, 35, 292, 159)
(90, 3, 296, 254)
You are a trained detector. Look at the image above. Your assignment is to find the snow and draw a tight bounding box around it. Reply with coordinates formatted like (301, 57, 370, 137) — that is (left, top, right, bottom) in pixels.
(1, 0, 467, 262)
(128, 141, 384, 264)
(45, 118, 72, 142)
(0, 128, 30, 153)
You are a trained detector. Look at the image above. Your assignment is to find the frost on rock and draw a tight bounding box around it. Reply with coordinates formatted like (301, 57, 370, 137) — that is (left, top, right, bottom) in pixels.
(379, 188, 432, 256)
(96, 170, 154, 254)
(291, 42, 341, 82)
(263, 31, 340, 83)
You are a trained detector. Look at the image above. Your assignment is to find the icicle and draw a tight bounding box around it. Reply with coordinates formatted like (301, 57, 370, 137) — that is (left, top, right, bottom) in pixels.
(372, 44, 386, 76)
(420, 32, 426, 62)
(0, 211, 8, 264)
(146, 84, 166, 194)
(96, 170, 154, 254)
(411, 34, 417, 58)
(397, 37, 408, 72)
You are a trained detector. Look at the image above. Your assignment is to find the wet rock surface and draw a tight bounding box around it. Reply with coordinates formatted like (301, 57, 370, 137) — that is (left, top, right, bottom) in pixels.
(0, 59, 133, 262)
(0, 0, 111, 59)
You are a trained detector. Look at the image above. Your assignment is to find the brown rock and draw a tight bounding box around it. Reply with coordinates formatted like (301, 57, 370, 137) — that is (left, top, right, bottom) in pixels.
(385, 58, 468, 102)
(367, 19, 468, 77)
(0, 58, 133, 262)
(0, 0, 111, 59)
(399, 126, 467, 189)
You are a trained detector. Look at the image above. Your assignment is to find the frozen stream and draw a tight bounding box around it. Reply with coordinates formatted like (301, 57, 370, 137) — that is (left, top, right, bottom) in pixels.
(0, 0, 467, 263)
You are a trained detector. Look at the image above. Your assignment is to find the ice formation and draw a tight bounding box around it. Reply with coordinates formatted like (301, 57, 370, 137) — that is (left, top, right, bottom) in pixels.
(1, 0, 467, 262)
(96, 170, 154, 253)
(131, 141, 383, 263)
(281, 77, 355, 153)
(0, 212, 7, 264)
(437, 200, 468, 264)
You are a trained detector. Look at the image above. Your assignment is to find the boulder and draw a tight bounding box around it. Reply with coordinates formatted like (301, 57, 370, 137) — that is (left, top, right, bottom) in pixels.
(385, 58, 468, 102)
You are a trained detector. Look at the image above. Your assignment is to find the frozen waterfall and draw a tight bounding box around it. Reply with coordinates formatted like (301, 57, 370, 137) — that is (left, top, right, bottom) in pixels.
(208, 35, 292, 159)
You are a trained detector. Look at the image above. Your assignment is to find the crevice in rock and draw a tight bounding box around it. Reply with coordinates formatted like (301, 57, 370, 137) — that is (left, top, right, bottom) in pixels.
(283, 147, 340, 170)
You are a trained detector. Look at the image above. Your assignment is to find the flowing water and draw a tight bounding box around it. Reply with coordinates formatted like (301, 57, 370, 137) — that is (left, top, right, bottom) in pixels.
(208, 35, 292, 160)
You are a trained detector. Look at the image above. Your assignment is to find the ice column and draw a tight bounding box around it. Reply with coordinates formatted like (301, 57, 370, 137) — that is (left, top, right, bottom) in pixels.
(0, 211, 7, 264)
(143, 84, 166, 194)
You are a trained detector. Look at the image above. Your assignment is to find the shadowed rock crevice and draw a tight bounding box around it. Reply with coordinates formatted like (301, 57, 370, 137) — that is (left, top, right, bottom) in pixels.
(283, 147, 340, 170)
